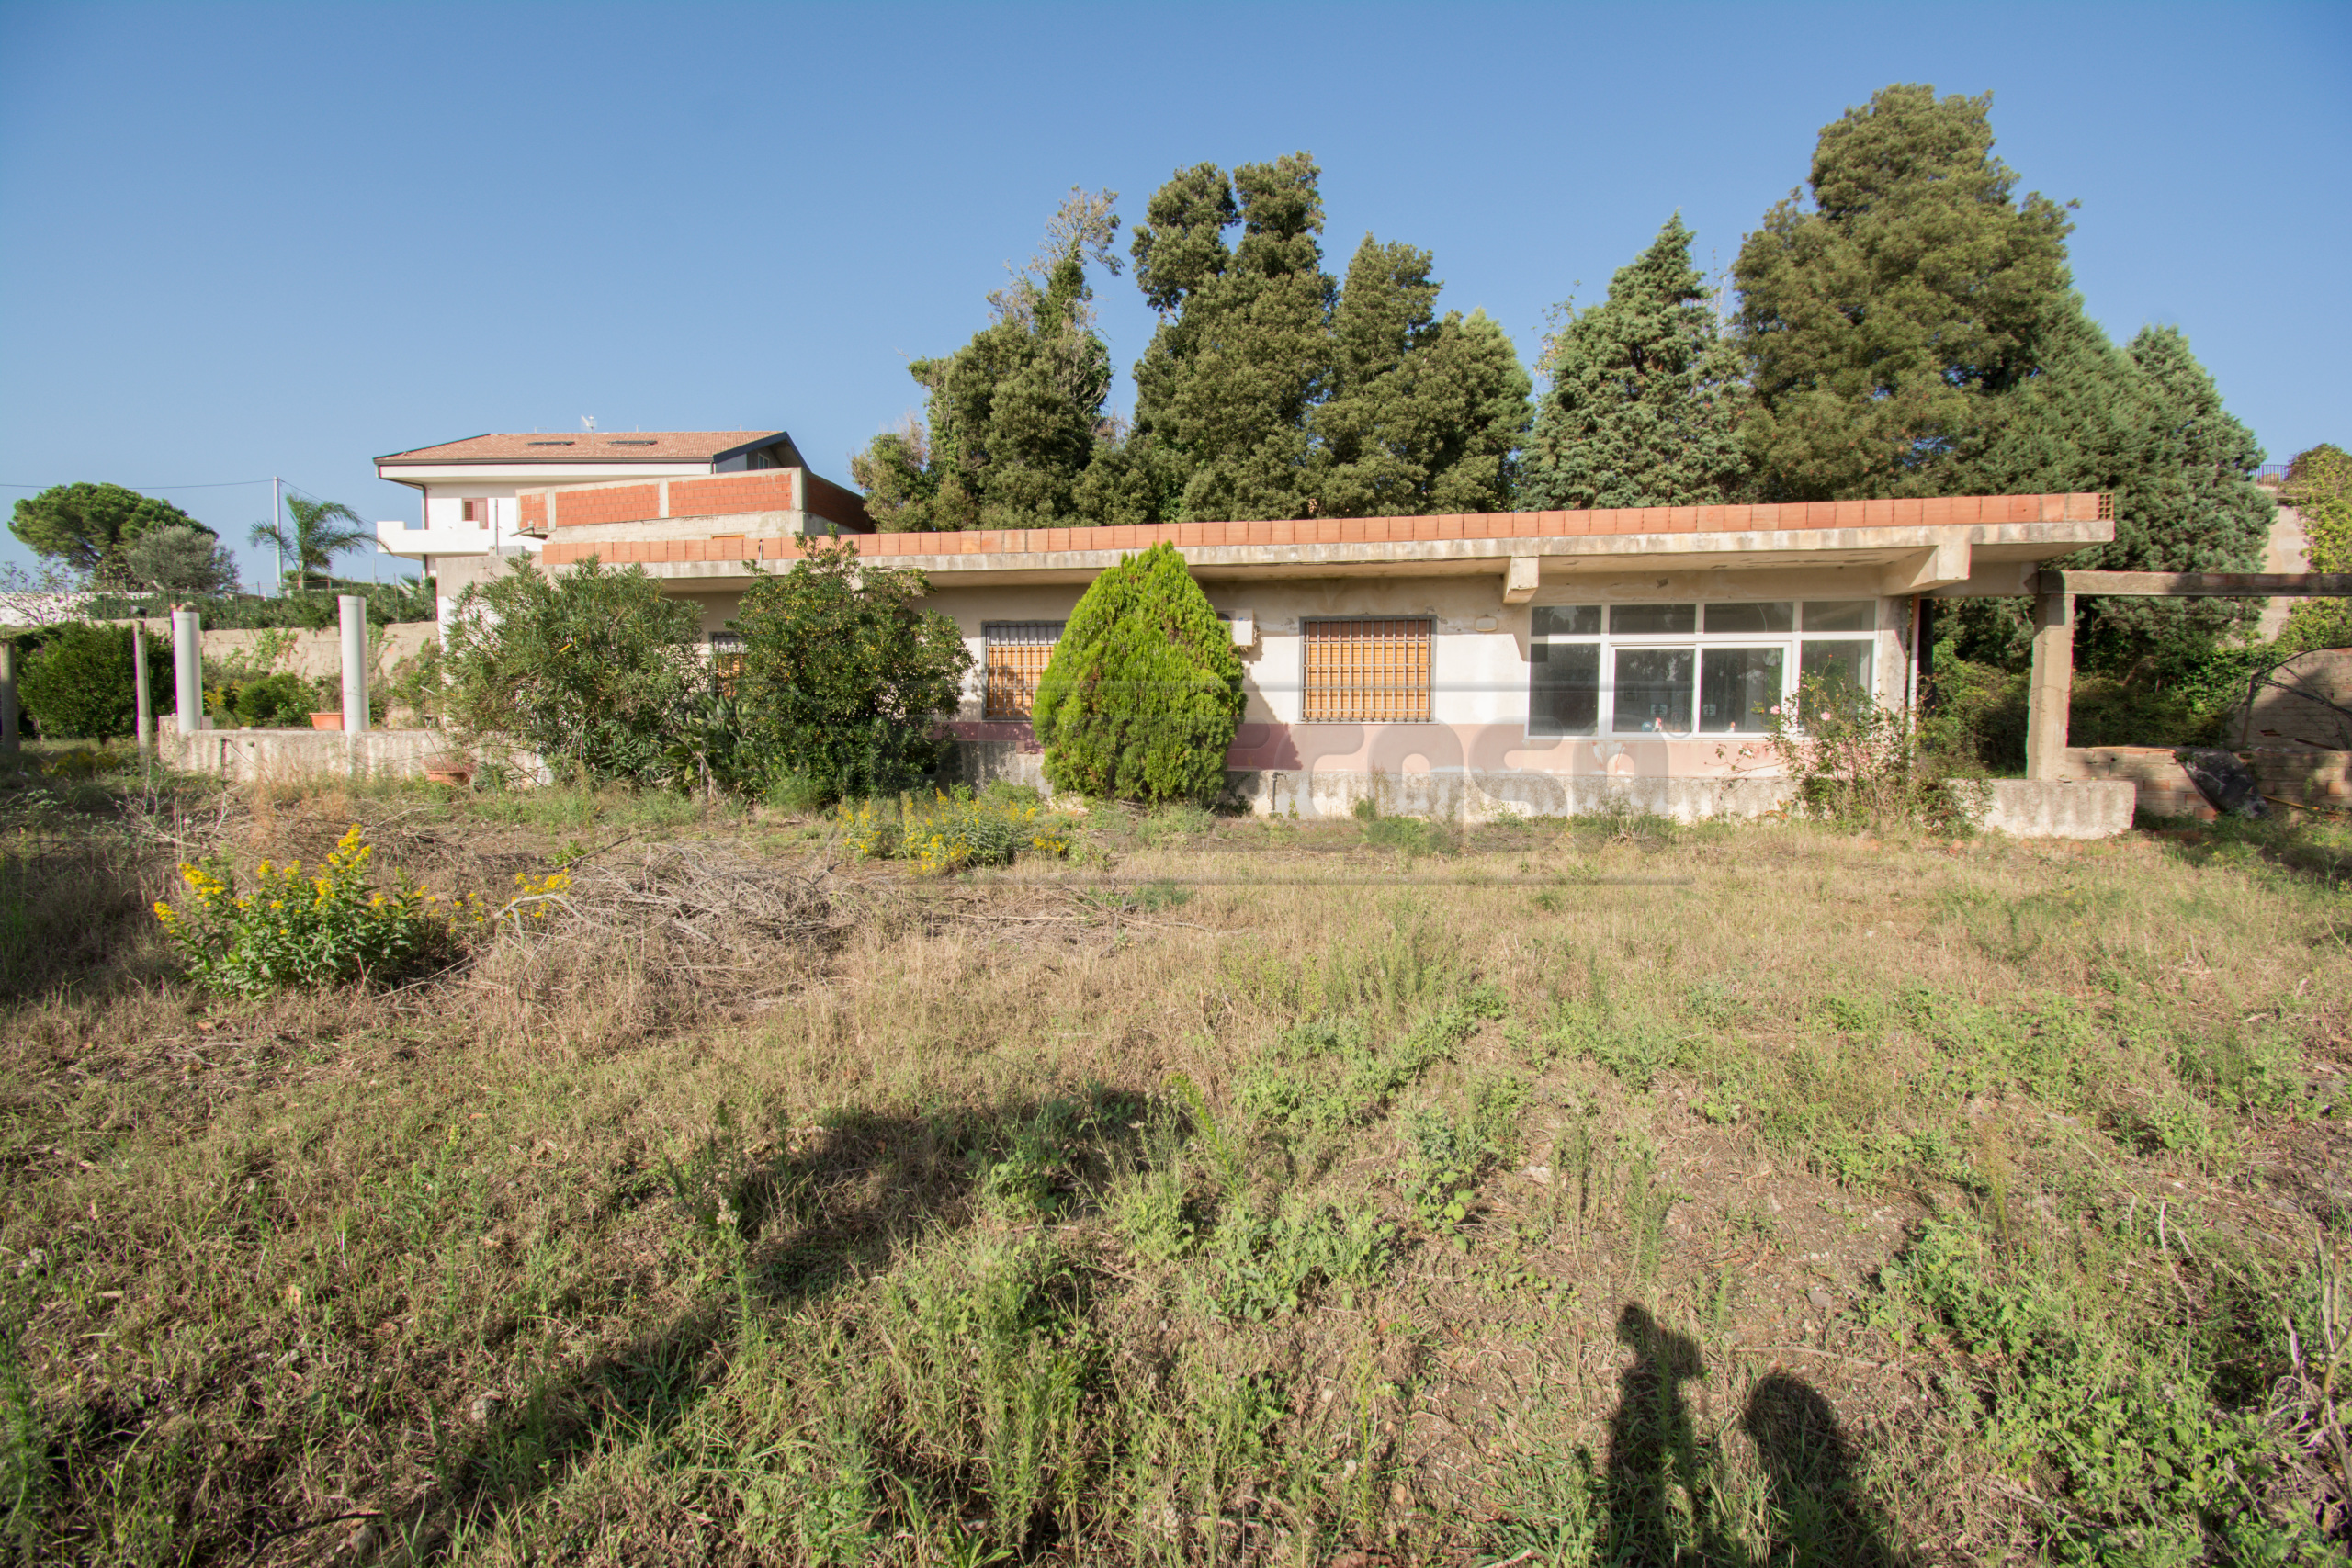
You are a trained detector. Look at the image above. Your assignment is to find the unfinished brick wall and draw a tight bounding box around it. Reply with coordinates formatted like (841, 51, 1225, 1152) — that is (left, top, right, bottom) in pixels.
(667, 472, 797, 518)
(548, 484, 661, 528)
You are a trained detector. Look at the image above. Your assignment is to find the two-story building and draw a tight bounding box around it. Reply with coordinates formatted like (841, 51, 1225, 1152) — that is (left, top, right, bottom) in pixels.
(372, 428, 869, 621)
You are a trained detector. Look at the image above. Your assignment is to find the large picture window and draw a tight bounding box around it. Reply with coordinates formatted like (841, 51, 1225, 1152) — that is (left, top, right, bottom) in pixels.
(1303, 618, 1432, 722)
(1527, 600, 1877, 738)
(983, 622, 1063, 719)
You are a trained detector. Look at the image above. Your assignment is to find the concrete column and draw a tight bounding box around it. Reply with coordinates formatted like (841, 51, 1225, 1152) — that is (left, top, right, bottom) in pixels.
(338, 595, 369, 735)
(171, 609, 203, 737)
(2025, 589, 2075, 782)
(132, 623, 153, 750)
(0, 639, 17, 750)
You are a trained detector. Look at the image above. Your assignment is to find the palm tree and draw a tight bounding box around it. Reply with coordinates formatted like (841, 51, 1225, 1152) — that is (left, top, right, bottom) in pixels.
(251, 496, 369, 592)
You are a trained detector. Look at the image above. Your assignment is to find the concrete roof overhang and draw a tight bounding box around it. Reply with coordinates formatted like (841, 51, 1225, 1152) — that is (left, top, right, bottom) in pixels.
(599, 517, 2104, 600)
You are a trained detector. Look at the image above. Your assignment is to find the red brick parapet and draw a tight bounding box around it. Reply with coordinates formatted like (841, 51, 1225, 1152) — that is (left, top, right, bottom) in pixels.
(537, 493, 2112, 568)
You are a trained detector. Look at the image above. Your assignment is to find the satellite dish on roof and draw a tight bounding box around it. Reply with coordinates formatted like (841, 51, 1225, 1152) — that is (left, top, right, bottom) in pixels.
(582, 415, 596, 432)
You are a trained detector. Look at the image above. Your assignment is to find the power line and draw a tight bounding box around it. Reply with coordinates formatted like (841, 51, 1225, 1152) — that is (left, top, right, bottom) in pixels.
(0, 478, 273, 491)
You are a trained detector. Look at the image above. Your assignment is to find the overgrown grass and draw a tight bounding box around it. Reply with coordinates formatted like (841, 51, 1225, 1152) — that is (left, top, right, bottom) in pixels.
(5, 759, 2351, 1563)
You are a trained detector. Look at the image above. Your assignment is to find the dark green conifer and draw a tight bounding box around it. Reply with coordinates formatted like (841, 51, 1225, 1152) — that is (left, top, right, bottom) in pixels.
(1313, 236, 1531, 515)
(851, 190, 1123, 531)
(1733, 85, 2074, 500)
(1521, 216, 1746, 509)
(1128, 154, 1336, 522)
(1032, 542, 1244, 804)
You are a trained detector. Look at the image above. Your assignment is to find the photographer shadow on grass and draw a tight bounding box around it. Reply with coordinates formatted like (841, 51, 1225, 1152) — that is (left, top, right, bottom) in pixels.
(1605, 1303, 1894, 1566)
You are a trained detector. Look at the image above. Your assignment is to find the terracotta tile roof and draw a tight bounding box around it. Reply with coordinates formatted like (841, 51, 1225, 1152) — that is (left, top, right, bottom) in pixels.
(378, 431, 788, 465)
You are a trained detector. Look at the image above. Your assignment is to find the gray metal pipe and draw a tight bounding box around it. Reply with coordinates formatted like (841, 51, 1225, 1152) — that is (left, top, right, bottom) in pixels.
(339, 596, 369, 735)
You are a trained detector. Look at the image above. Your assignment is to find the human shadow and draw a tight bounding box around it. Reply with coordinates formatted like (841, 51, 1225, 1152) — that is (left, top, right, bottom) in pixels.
(1601, 1303, 1724, 1563)
(1600, 1304, 1898, 1566)
(1742, 1372, 1894, 1567)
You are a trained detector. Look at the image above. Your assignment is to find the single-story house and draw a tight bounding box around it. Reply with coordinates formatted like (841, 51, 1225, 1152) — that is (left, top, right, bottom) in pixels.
(412, 431, 2113, 823)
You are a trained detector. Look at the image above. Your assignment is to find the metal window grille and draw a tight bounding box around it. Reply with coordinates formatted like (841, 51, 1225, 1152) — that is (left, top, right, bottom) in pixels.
(984, 622, 1063, 719)
(1303, 618, 1431, 723)
(708, 632, 743, 697)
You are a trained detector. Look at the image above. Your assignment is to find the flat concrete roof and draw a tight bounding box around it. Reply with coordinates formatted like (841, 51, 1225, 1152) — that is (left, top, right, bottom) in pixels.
(537, 493, 2112, 600)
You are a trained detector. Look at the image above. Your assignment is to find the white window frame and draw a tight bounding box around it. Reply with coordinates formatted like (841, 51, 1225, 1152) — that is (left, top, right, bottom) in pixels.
(1526, 601, 1880, 739)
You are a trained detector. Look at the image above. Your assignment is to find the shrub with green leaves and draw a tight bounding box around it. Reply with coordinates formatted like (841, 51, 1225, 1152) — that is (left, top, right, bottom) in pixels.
(153, 825, 463, 996)
(231, 671, 318, 728)
(732, 539, 972, 802)
(441, 556, 704, 784)
(1033, 541, 1243, 805)
(15, 624, 173, 739)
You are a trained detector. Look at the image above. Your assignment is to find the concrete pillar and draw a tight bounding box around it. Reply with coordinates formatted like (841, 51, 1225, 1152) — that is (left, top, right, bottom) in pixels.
(171, 609, 203, 738)
(2025, 589, 2075, 782)
(132, 622, 153, 750)
(0, 639, 17, 751)
(338, 595, 369, 735)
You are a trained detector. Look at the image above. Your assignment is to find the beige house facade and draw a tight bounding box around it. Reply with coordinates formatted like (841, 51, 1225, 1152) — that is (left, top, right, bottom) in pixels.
(520, 479, 2116, 821)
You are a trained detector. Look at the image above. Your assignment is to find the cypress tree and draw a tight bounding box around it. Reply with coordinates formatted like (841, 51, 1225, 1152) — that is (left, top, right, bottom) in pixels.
(1313, 236, 1532, 515)
(851, 190, 1123, 531)
(1032, 541, 1244, 804)
(1521, 216, 1747, 509)
(1733, 85, 2075, 500)
(1953, 310, 2273, 661)
(1128, 154, 1337, 521)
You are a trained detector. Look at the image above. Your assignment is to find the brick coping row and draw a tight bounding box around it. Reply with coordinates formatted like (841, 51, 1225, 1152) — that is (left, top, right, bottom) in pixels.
(534, 492, 2109, 568)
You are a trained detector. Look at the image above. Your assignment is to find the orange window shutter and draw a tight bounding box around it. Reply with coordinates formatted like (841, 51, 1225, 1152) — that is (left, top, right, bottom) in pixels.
(1303, 618, 1430, 722)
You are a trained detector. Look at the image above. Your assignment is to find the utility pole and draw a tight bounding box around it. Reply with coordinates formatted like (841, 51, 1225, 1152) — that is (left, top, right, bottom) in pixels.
(271, 476, 283, 595)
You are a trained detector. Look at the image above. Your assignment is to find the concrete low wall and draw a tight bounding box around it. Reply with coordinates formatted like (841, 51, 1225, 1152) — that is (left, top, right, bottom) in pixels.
(948, 739, 2136, 836)
(164, 728, 544, 785)
(1982, 779, 2135, 839)
(2063, 746, 2215, 820)
(1233, 768, 1802, 824)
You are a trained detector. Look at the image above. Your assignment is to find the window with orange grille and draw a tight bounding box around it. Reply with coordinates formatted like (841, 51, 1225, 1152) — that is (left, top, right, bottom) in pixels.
(1302, 618, 1432, 722)
(983, 622, 1063, 718)
(708, 632, 743, 696)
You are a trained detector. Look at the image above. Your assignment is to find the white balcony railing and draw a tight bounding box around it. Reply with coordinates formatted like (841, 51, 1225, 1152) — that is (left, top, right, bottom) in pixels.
(376, 518, 514, 559)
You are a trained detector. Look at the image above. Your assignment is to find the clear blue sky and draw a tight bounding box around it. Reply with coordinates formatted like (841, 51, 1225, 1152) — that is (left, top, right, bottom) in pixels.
(2, 1, 2346, 589)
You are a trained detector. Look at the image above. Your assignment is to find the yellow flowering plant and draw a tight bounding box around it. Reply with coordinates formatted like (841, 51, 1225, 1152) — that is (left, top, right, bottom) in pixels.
(834, 786, 1075, 874)
(153, 825, 462, 996)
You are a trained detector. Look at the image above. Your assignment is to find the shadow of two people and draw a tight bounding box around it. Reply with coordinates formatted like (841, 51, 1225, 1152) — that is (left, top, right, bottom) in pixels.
(1605, 1303, 1894, 1566)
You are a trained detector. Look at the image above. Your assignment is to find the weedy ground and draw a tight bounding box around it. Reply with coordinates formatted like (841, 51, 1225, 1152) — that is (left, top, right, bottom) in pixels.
(5, 750, 2352, 1566)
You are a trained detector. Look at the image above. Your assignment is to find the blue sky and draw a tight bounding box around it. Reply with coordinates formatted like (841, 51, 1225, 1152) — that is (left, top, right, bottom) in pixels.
(2, 1, 2346, 589)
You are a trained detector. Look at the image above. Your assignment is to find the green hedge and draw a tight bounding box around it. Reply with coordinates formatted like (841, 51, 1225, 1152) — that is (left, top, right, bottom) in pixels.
(16, 623, 175, 739)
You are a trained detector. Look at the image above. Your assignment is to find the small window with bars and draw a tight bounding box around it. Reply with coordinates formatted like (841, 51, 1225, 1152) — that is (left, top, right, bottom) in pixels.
(983, 622, 1063, 718)
(1303, 618, 1432, 723)
(708, 631, 743, 696)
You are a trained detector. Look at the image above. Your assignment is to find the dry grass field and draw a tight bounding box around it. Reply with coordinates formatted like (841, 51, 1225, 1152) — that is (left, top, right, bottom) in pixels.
(5, 751, 2352, 1565)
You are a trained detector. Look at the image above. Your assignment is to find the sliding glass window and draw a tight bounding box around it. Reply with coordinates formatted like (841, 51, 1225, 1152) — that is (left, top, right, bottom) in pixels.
(1524, 599, 1881, 739)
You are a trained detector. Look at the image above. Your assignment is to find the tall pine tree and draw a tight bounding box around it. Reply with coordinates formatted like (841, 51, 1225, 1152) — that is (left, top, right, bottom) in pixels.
(1312, 236, 1531, 515)
(1953, 309, 2272, 660)
(851, 190, 1124, 531)
(1127, 154, 1337, 522)
(1521, 216, 1747, 509)
(1733, 85, 2075, 501)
